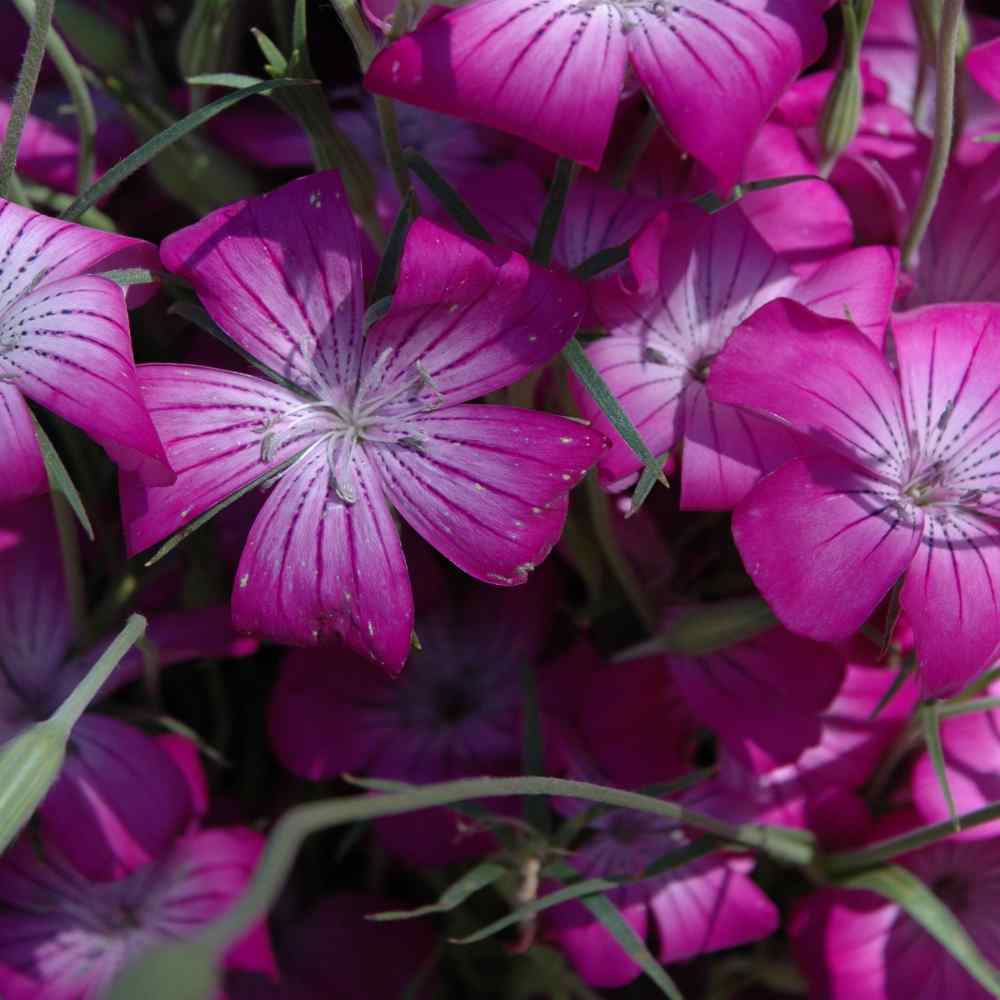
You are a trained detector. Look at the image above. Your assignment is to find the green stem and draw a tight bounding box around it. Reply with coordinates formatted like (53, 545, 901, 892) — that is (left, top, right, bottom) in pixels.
(16, 0, 97, 192)
(613, 106, 658, 189)
(330, 0, 377, 68)
(900, 0, 964, 271)
(375, 95, 412, 200)
(0, 0, 55, 199)
(51, 491, 87, 645)
(51, 614, 146, 730)
(199, 775, 815, 952)
(826, 798, 1000, 876)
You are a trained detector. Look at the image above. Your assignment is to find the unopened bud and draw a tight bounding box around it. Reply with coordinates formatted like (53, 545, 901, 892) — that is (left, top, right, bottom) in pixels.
(819, 66, 863, 174)
(179, 0, 238, 112)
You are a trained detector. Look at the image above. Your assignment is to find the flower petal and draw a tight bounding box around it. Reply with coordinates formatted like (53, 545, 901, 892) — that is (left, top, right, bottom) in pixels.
(160, 172, 365, 398)
(626, 0, 827, 190)
(2, 275, 172, 485)
(233, 447, 414, 672)
(39, 715, 194, 881)
(669, 627, 845, 769)
(369, 404, 603, 585)
(901, 509, 1000, 696)
(119, 365, 308, 556)
(733, 455, 923, 641)
(0, 197, 159, 309)
(709, 298, 909, 480)
(0, 384, 45, 508)
(364, 0, 628, 170)
(680, 382, 805, 510)
(894, 304, 1000, 497)
(365, 219, 586, 406)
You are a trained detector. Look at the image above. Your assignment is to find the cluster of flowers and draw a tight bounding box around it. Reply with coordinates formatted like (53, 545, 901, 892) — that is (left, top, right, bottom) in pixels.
(5, 0, 1000, 996)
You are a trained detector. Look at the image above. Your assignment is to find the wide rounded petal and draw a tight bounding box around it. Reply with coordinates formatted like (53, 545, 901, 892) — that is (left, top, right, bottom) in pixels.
(233, 447, 414, 672)
(680, 383, 805, 510)
(0, 197, 159, 309)
(119, 365, 308, 556)
(733, 455, 923, 641)
(369, 404, 604, 585)
(901, 509, 1000, 697)
(160, 172, 365, 398)
(2, 275, 172, 484)
(709, 298, 909, 480)
(669, 627, 845, 769)
(0, 385, 45, 508)
(39, 715, 194, 881)
(365, 219, 586, 406)
(364, 0, 628, 170)
(626, 0, 827, 191)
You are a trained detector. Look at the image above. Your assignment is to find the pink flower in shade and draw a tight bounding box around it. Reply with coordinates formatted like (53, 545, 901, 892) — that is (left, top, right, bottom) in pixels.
(0, 497, 255, 881)
(573, 204, 898, 505)
(119, 171, 604, 672)
(269, 576, 554, 864)
(709, 299, 1000, 697)
(791, 825, 1000, 1000)
(665, 621, 846, 771)
(0, 827, 275, 1000)
(363, 0, 829, 189)
(278, 893, 437, 1000)
(540, 801, 779, 989)
(0, 198, 172, 508)
(910, 680, 1000, 840)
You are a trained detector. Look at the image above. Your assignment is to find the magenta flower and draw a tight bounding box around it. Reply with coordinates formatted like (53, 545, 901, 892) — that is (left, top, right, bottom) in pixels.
(0, 497, 254, 881)
(911, 679, 1000, 840)
(120, 172, 603, 671)
(0, 827, 275, 1000)
(541, 802, 779, 989)
(666, 621, 845, 770)
(0, 197, 172, 507)
(363, 0, 828, 188)
(710, 299, 1000, 696)
(791, 828, 1000, 1000)
(574, 204, 898, 505)
(269, 575, 554, 863)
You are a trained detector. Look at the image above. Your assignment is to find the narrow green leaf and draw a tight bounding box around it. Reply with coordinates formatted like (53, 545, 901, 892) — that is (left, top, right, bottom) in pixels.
(60, 79, 310, 222)
(144, 453, 303, 566)
(628, 454, 670, 517)
(451, 878, 618, 944)
(403, 149, 493, 242)
(579, 893, 685, 1000)
(363, 296, 393, 333)
(370, 861, 507, 922)
(692, 174, 821, 215)
(938, 695, 1000, 721)
(29, 411, 93, 540)
(99, 267, 161, 288)
(868, 658, 916, 720)
(521, 657, 549, 833)
(251, 27, 288, 75)
(371, 190, 416, 306)
(186, 72, 265, 88)
(532, 157, 576, 267)
(921, 701, 959, 830)
(562, 337, 667, 511)
(839, 865, 1000, 997)
(572, 242, 631, 281)
(169, 300, 312, 399)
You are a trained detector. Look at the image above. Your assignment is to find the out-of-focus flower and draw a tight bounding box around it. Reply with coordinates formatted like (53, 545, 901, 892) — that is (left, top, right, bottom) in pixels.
(0, 198, 170, 506)
(710, 299, 1000, 696)
(574, 205, 897, 504)
(123, 171, 604, 672)
(364, 0, 829, 191)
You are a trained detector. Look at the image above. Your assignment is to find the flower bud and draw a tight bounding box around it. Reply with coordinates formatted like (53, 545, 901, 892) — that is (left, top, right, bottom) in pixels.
(178, 0, 238, 112)
(819, 0, 872, 173)
(105, 941, 221, 1000)
(0, 719, 68, 856)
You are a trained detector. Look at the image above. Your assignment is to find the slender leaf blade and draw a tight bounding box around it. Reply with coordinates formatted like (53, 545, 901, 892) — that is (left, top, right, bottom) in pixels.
(370, 861, 508, 922)
(921, 701, 960, 830)
(403, 149, 492, 242)
(29, 411, 93, 540)
(371, 189, 416, 306)
(532, 156, 575, 266)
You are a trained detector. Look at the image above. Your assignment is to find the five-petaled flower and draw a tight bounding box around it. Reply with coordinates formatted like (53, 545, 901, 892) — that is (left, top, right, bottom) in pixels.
(121, 172, 605, 672)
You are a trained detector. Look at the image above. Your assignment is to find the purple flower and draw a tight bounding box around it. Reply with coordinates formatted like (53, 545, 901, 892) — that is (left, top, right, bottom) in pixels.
(574, 204, 898, 505)
(269, 575, 554, 863)
(0, 498, 253, 880)
(122, 172, 604, 671)
(0, 198, 172, 507)
(710, 299, 1000, 696)
(791, 827, 1000, 1000)
(363, 0, 829, 189)
(0, 827, 274, 1000)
